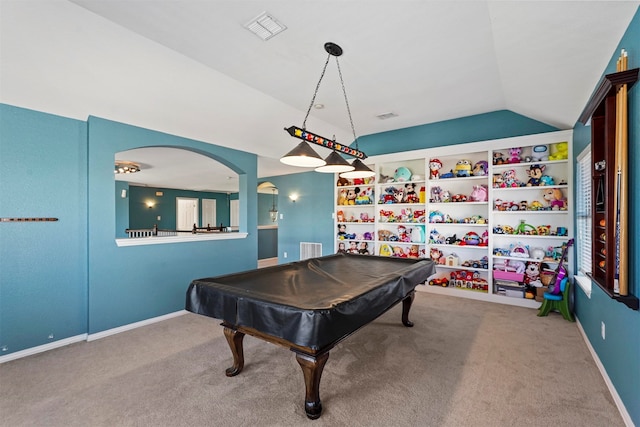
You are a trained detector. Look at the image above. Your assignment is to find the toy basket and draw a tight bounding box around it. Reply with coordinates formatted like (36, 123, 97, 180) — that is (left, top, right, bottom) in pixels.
(540, 271, 555, 286)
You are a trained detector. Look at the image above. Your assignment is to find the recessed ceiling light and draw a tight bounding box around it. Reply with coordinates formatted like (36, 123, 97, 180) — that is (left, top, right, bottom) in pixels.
(244, 12, 287, 41)
(376, 112, 398, 120)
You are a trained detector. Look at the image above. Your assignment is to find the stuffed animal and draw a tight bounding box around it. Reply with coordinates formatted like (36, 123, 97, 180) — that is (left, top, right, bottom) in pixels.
(346, 187, 359, 205)
(336, 177, 350, 186)
(429, 159, 443, 179)
(531, 145, 549, 161)
(493, 151, 506, 165)
(404, 183, 419, 203)
(337, 224, 347, 238)
(469, 185, 488, 202)
(542, 188, 567, 210)
(549, 142, 568, 160)
(454, 160, 472, 177)
(472, 160, 488, 176)
(500, 169, 522, 187)
(408, 245, 420, 259)
(338, 188, 348, 205)
(394, 167, 412, 182)
(508, 147, 522, 163)
(430, 247, 444, 263)
(526, 164, 545, 186)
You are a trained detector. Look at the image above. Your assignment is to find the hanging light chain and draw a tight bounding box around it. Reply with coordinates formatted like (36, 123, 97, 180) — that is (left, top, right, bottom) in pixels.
(335, 56, 359, 149)
(302, 53, 331, 129)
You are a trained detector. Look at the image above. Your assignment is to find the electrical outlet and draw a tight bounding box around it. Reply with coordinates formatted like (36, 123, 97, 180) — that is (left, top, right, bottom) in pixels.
(157, 216, 161, 221)
(601, 321, 606, 340)
(284, 252, 288, 258)
(279, 213, 283, 220)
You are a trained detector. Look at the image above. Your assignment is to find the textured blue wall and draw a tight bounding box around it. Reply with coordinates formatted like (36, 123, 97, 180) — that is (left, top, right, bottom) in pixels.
(572, 7, 640, 424)
(0, 104, 88, 353)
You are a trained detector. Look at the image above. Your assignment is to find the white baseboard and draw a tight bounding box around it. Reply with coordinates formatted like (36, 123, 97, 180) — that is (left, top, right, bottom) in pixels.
(0, 310, 188, 364)
(87, 310, 188, 341)
(0, 334, 87, 364)
(576, 318, 633, 427)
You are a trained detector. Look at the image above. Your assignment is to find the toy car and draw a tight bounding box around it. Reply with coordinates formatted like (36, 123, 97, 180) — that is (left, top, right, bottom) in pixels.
(428, 277, 449, 287)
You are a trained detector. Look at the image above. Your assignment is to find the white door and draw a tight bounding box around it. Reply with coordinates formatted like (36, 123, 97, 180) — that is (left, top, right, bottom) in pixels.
(202, 199, 216, 228)
(176, 197, 198, 230)
(230, 199, 239, 229)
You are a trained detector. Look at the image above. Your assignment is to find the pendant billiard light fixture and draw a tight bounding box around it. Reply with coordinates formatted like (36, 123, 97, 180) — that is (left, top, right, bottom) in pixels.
(281, 42, 374, 178)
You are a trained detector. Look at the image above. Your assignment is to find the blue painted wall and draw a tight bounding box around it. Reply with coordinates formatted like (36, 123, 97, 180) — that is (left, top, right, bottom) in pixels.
(263, 172, 335, 262)
(126, 186, 233, 231)
(572, 7, 640, 424)
(358, 110, 558, 156)
(0, 105, 88, 353)
(87, 116, 258, 334)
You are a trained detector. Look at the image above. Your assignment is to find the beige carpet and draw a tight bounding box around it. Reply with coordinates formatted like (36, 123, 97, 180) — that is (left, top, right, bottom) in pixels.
(0, 292, 623, 427)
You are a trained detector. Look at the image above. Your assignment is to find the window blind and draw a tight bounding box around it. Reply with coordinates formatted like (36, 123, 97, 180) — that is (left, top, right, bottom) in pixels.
(576, 148, 592, 275)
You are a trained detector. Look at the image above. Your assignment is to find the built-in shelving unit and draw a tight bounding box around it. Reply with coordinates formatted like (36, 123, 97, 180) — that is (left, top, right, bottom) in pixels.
(333, 130, 574, 309)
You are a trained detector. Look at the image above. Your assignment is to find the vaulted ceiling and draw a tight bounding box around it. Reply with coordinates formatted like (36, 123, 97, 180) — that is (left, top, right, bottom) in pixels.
(1, 1, 638, 191)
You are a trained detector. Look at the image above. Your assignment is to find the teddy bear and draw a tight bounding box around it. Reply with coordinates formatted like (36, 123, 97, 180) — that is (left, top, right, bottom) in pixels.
(408, 245, 420, 259)
(378, 229, 394, 241)
(336, 177, 350, 186)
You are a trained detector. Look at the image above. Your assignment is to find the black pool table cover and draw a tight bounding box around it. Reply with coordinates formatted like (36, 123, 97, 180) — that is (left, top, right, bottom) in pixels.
(186, 253, 435, 351)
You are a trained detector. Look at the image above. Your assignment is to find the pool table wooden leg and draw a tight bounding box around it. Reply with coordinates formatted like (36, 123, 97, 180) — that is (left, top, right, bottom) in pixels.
(295, 351, 330, 420)
(223, 327, 245, 377)
(402, 291, 415, 327)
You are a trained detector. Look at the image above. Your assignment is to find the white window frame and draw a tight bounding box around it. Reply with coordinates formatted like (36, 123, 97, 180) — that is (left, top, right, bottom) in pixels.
(575, 146, 592, 298)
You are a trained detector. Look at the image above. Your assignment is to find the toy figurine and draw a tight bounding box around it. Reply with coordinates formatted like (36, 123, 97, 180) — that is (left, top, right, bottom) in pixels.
(337, 242, 347, 254)
(429, 159, 442, 179)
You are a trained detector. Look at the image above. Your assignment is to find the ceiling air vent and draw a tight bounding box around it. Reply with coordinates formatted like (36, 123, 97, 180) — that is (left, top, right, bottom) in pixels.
(376, 112, 398, 120)
(244, 12, 287, 41)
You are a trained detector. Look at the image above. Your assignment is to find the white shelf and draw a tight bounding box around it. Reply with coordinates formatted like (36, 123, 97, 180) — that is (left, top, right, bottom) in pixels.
(334, 129, 573, 309)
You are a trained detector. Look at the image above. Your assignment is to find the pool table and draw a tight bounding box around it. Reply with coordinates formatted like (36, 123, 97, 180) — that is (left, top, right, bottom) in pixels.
(186, 253, 435, 419)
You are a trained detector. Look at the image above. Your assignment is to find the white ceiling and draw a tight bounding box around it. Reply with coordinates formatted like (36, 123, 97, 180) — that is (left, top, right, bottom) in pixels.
(2, 1, 638, 192)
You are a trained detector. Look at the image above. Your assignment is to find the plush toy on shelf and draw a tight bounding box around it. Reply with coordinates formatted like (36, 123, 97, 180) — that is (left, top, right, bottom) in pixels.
(542, 188, 567, 210)
(526, 164, 545, 186)
(346, 187, 359, 205)
(508, 147, 522, 163)
(404, 183, 419, 203)
(453, 159, 472, 177)
(472, 160, 489, 176)
(394, 167, 412, 182)
(549, 141, 568, 160)
(430, 158, 443, 179)
(469, 185, 488, 202)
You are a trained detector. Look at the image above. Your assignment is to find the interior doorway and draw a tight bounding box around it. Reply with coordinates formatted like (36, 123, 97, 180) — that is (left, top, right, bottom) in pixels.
(202, 199, 216, 228)
(176, 197, 198, 230)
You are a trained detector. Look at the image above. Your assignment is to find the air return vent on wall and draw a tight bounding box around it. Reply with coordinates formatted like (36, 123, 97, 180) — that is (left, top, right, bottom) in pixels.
(300, 242, 322, 260)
